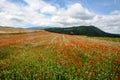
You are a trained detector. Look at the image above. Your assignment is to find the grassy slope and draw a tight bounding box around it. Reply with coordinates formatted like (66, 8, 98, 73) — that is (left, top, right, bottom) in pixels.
(0, 27, 34, 34)
(90, 37, 120, 42)
(0, 31, 120, 80)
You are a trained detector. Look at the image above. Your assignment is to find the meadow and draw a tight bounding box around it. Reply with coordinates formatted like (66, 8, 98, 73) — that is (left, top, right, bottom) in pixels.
(0, 31, 120, 80)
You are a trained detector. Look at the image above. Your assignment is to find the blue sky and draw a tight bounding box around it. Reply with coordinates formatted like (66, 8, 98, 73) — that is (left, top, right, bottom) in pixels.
(0, 0, 120, 33)
(45, 0, 120, 14)
(9, 0, 120, 14)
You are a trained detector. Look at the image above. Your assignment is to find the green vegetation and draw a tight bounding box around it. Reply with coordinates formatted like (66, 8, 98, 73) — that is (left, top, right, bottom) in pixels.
(45, 26, 120, 37)
(0, 44, 119, 80)
(0, 32, 120, 80)
(90, 37, 120, 42)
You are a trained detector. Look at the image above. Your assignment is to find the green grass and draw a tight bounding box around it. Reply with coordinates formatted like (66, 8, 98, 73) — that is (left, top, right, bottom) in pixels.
(90, 37, 120, 42)
(0, 44, 119, 80)
(0, 32, 120, 80)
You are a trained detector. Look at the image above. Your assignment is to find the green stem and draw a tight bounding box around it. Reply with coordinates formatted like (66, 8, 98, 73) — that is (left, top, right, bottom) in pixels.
(113, 65, 119, 80)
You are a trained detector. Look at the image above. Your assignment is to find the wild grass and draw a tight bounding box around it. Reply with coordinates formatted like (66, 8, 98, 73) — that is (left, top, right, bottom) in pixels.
(0, 32, 120, 80)
(90, 37, 120, 42)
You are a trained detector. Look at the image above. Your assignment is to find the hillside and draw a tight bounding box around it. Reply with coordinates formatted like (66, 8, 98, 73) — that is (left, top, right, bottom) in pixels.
(0, 26, 34, 33)
(45, 26, 120, 37)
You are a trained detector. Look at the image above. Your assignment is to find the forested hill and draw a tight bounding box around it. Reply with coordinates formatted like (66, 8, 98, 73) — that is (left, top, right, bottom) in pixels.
(45, 26, 120, 37)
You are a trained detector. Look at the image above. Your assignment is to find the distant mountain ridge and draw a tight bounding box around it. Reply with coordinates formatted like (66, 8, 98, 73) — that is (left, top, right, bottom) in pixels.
(44, 26, 120, 37)
(27, 26, 51, 30)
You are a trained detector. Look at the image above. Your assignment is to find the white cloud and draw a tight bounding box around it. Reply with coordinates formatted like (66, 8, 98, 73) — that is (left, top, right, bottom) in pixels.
(41, 5, 56, 14)
(66, 3, 95, 20)
(0, 0, 120, 34)
(51, 3, 96, 27)
(91, 13, 120, 34)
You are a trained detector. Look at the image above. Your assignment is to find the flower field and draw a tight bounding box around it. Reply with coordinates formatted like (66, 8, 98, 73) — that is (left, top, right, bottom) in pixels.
(0, 31, 120, 80)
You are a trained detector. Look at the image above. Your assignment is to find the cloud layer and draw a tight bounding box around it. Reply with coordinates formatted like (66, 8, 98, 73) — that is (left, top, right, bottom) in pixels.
(0, 0, 120, 34)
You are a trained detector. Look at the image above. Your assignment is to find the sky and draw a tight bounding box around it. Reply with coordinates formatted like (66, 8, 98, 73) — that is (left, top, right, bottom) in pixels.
(0, 0, 120, 34)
